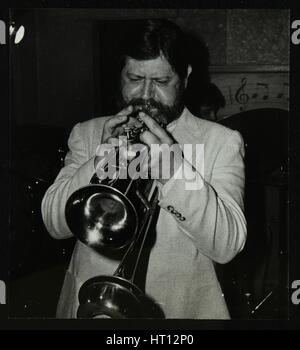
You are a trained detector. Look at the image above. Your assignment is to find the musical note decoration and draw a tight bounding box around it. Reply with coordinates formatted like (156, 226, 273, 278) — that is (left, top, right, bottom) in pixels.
(277, 83, 289, 100)
(235, 77, 249, 111)
(252, 83, 269, 100)
(210, 71, 289, 119)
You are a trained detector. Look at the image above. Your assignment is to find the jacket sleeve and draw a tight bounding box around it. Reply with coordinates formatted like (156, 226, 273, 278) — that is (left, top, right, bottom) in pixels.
(158, 130, 247, 264)
(41, 122, 96, 239)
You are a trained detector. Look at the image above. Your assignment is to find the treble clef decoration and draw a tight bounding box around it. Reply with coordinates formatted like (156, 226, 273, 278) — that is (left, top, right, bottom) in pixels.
(235, 77, 249, 111)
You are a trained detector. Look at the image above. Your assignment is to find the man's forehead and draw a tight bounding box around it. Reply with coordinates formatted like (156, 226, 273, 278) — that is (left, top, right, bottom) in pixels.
(123, 56, 176, 76)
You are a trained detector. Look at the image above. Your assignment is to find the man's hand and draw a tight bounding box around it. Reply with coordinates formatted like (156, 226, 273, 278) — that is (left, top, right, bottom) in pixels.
(95, 106, 134, 169)
(101, 105, 134, 145)
(138, 112, 183, 185)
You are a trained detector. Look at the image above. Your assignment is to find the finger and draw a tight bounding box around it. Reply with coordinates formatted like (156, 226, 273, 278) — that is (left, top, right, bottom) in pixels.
(127, 115, 144, 128)
(105, 114, 129, 131)
(138, 112, 173, 144)
(111, 125, 125, 137)
(139, 130, 160, 146)
(116, 105, 133, 117)
(106, 137, 120, 147)
(102, 116, 128, 142)
(105, 105, 135, 133)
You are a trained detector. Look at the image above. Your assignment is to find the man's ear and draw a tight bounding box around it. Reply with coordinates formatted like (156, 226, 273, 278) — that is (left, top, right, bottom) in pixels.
(184, 65, 192, 88)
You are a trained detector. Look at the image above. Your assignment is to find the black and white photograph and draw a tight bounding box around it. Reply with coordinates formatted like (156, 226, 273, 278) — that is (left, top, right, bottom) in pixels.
(1, 2, 299, 332)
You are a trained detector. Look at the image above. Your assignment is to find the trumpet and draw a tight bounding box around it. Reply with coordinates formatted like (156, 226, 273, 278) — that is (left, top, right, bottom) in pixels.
(65, 110, 165, 318)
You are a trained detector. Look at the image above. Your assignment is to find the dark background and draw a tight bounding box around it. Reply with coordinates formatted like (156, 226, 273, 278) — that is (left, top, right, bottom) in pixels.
(3, 7, 292, 323)
(12, 8, 288, 126)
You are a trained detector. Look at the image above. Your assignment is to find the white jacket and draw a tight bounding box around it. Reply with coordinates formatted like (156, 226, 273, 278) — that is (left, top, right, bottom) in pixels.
(41, 108, 246, 319)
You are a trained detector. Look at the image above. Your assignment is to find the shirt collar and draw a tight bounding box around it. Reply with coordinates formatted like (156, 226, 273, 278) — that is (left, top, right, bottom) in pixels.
(166, 107, 188, 134)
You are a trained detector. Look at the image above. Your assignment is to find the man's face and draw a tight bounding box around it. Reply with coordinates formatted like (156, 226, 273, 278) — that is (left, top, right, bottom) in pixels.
(119, 55, 185, 125)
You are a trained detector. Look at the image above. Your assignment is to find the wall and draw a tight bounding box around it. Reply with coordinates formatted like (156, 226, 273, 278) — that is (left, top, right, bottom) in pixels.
(12, 8, 289, 126)
(10, 8, 289, 319)
(210, 9, 289, 118)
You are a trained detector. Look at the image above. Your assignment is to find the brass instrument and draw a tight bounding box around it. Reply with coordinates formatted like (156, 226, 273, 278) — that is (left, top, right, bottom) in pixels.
(65, 110, 165, 318)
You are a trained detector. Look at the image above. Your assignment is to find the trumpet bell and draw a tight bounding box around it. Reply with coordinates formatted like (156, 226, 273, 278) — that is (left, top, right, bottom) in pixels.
(77, 275, 145, 318)
(77, 275, 165, 319)
(65, 185, 139, 251)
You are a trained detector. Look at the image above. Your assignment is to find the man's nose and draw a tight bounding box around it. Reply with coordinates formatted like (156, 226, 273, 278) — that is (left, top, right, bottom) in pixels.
(141, 80, 154, 99)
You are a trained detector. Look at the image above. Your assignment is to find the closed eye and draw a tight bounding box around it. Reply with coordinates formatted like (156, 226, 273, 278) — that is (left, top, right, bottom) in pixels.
(127, 73, 144, 82)
(129, 78, 143, 82)
(154, 78, 170, 85)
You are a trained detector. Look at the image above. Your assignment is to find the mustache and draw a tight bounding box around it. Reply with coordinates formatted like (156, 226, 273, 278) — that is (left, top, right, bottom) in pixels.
(128, 98, 167, 115)
(120, 97, 184, 126)
(116, 87, 185, 124)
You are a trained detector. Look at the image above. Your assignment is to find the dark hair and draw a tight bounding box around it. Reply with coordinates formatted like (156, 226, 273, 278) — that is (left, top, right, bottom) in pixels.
(118, 19, 190, 79)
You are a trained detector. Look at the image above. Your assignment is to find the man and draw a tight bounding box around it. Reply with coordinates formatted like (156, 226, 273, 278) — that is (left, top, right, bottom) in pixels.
(41, 19, 246, 319)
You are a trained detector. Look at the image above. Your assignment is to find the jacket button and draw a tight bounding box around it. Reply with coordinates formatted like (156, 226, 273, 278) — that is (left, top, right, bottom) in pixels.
(167, 205, 174, 212)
